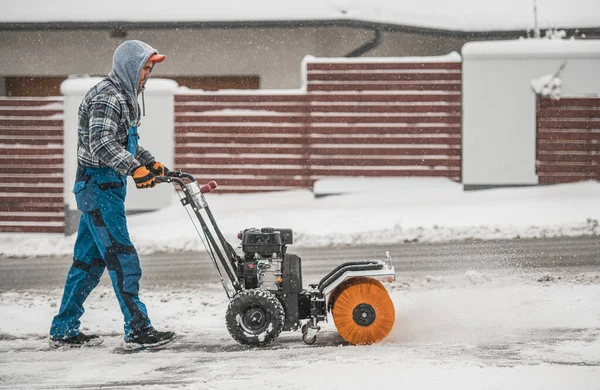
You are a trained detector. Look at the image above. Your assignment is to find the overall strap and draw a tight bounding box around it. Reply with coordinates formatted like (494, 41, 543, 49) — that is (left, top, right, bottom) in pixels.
(126, 126, 139, 156)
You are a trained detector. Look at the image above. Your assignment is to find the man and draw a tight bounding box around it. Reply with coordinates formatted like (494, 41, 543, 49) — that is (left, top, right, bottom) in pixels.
(49, 40, 176, 350)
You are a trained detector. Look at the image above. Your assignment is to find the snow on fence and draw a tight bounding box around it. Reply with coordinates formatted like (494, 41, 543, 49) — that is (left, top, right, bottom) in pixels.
(174, 58, 462, 193)
(0, 97, 64, 233)
(536, 97, 600, 184)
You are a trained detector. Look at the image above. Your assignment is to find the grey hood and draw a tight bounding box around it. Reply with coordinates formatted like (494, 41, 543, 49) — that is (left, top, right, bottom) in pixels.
(111, 40, 158, 98)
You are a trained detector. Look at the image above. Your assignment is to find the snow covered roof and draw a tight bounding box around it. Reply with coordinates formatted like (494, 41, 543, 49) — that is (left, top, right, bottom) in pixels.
(462, 39, 600, 59)
(2, 0, 599, 33)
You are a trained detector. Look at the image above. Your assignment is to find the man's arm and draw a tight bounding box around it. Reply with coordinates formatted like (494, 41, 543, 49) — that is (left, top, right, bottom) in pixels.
(135, 145, 155, 167)
(137, 144, 170, 176)
(88, 94, 141, 175)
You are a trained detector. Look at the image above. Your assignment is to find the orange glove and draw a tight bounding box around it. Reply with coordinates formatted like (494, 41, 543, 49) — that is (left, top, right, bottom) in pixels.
(132, 165, 156, 189)
(146, 161, 169, 176)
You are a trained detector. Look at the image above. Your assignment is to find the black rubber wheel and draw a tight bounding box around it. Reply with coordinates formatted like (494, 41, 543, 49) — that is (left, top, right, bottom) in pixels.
(225, 289, 285, 347)
(302, 331, 317, 345)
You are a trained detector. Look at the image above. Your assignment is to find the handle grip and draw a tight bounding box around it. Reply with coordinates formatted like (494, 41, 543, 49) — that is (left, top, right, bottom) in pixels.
(155, 170, 218, 193)
(199, 181, 218, 193)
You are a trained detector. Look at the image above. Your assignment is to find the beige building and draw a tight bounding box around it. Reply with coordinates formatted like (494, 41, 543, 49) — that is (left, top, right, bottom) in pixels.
(1, 0, 599, 95)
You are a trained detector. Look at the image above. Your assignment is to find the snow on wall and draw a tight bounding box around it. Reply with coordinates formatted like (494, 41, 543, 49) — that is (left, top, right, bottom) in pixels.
(303, 52, 462, 63)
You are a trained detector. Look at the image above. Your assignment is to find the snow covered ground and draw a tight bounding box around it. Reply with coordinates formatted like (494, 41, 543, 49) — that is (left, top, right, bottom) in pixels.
(0, 179, 599, 389)
(0, 178, 599, 258)
(0, 270, 599, 389)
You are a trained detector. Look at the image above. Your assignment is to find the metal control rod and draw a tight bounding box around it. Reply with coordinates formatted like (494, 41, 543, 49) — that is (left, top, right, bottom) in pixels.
(156, 171, 241, 293)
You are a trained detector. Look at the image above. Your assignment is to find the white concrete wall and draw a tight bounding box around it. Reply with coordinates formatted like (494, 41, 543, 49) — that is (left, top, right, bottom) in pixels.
(62, 77, 177, 212)
(462, 39, 600, 186)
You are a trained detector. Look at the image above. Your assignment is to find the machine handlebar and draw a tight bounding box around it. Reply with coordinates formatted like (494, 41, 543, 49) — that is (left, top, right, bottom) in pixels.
(155, 170, 218, 193)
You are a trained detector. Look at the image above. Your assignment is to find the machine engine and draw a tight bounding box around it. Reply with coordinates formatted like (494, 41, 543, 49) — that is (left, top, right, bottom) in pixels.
(237, 227, 294, 290)
(236, 227, 312, 331)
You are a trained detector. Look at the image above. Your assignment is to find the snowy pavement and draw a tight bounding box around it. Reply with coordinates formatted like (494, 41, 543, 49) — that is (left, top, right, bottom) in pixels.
(0, 265, 599, 389)
(1, 235, 598, 290)
(0, 179, 599, 389)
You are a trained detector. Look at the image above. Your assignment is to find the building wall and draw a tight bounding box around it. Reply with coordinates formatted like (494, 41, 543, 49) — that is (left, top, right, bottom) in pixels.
(0, 27, 477, 92)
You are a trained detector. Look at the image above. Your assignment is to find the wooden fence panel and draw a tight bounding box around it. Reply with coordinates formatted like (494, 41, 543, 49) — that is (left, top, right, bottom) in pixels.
(305, 58, 461, 182)
(537, 97, 600, 184)
(305, 61, 462, 93)
(175, 94, 311, 192)
(0, 97, 64, 233)
(174, 58, 462, 193)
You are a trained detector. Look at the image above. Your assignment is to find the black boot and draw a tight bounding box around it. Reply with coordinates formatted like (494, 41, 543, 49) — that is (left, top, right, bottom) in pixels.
(124, 327, 176, 350)
(49, 332, 103, 348)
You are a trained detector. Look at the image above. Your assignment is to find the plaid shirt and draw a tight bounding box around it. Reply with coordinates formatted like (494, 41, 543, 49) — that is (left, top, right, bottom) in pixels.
(76, 72, 154, 175)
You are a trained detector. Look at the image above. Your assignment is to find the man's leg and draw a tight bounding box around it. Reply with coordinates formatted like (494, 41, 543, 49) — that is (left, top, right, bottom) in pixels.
(49, 214, 105, 339)
(88, 187, 175, 348)
(85, 194, 152, 338)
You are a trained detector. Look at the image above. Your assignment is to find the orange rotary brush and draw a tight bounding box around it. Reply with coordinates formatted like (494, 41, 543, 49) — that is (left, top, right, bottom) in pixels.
(331, 277, 395, 345)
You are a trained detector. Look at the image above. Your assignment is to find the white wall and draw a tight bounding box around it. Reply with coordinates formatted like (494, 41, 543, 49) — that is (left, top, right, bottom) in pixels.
(462, 39, 600, 187)
(62, 77, 177, 212)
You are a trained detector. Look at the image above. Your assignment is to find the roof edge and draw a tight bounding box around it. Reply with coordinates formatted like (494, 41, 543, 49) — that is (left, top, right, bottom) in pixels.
(1, 19, 598, 38)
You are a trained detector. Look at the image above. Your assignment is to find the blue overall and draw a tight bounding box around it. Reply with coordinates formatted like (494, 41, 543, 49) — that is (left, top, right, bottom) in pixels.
(50, 127, 152, 340)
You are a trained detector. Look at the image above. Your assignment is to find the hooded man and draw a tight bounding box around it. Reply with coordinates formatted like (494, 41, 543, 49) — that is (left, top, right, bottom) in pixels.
(49, 40, 176, 350)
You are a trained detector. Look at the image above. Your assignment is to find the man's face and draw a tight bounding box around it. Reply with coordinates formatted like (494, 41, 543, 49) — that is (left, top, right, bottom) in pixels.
(139, 59, 153, 89)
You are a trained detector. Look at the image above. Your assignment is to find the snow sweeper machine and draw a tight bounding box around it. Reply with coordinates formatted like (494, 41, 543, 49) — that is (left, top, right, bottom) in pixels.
(157, 170, 396, 346)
